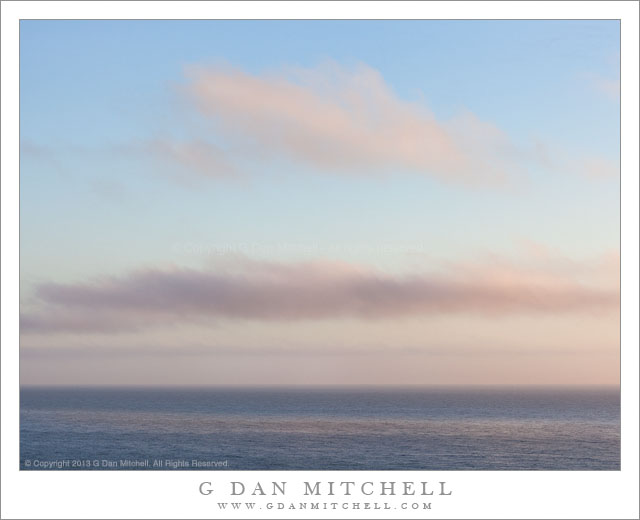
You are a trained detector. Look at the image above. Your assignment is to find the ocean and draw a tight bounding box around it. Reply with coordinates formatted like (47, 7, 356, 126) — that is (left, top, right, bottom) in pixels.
(20, 386, 620, 470)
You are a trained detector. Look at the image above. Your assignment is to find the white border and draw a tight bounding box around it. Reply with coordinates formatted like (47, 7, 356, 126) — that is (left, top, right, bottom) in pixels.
(2, 2, 638, 519)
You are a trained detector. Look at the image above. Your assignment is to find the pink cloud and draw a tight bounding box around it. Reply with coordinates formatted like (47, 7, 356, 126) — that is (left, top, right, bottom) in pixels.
(182, 62, 520, 185)
(21, 255, 620, 335)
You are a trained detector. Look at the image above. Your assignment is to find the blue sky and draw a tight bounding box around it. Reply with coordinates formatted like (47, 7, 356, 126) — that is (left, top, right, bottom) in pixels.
(20, 20, 619, 143)
(19, 20, 620, 385)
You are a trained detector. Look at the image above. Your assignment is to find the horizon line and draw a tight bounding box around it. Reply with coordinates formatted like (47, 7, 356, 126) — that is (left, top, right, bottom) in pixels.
(19, 383, 621, 389)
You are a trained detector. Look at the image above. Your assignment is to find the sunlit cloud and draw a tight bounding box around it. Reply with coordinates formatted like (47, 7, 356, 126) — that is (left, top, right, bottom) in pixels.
(182, 62, 524, 185)
(21, 253, 620, 335)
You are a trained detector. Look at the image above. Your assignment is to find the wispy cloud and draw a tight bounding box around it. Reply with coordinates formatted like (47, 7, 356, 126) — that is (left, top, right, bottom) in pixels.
(21, 254, 619, 335)
(182, 62, 526, 185)
(144, 138, 239, 179)
(524, 139, 619, 181)
(22, 63, 619, 187)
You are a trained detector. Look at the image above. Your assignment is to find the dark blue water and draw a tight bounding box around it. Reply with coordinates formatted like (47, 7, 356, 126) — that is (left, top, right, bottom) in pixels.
(20, 386, 620, 470)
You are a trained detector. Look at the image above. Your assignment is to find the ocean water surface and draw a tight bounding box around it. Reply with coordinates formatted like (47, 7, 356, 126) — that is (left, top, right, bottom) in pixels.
(20, 386, 620, 470)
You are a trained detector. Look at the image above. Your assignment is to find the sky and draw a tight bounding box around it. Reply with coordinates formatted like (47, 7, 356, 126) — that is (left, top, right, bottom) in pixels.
(19, 20, 620, 385)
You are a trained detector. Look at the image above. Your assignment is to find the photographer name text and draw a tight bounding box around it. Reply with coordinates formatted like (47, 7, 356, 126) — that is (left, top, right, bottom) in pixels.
(199, 480, 452, 497)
